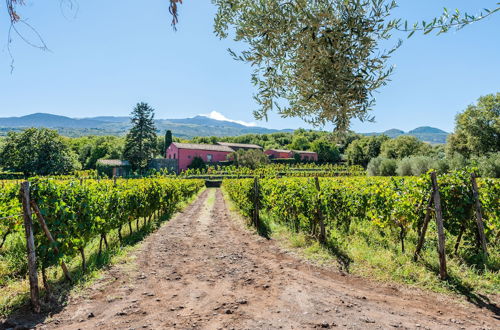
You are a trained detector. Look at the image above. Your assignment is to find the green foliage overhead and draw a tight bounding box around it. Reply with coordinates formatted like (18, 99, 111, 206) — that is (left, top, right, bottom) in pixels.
(446, 93, 500, 157)
(0, 128, 81, 176)
(123, 102, 158, 170)
(213, 0, 401, 131)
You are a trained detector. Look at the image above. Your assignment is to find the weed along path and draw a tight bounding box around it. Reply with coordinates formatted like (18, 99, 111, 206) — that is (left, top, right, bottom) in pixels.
(11, 188, 498, 329)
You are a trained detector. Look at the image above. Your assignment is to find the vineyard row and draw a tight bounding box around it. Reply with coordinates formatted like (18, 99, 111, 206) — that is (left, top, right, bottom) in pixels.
(0, 178, 205, 311)
(223, 171, 499, 278)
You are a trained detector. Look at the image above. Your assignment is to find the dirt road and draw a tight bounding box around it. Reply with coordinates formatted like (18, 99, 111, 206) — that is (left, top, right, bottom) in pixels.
(18, 189, 499, 329)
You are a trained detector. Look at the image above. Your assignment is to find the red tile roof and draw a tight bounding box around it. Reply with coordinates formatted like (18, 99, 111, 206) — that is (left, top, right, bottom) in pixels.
(217, 142, 262, 149)
(173, 142, 234, 152)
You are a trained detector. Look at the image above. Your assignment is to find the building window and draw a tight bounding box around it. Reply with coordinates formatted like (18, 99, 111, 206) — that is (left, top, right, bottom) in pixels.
(168, 155, 171, 159)
(207, 154, 213, 162)
(188, 155, 191, 159)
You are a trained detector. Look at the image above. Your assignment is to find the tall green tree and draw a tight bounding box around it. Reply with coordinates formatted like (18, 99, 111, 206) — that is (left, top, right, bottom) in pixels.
(0, 128, 81, 176)
(446, 93, 500, 157)
(288, 135, 311, 151)
(380, 135, 425, 159)
(69, 136, 124, 169)
(345, 135, 389, 167)
(123, 102, 158, 170)
(164, 130, 173, 157)
(311, 138, 341, 163)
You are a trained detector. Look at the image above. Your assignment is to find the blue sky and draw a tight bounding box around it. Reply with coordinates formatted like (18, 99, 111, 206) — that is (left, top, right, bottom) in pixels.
(0, 0, 498, 133)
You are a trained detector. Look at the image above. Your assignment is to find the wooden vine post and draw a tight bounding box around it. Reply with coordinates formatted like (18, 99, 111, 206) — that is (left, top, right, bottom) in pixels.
(20, 182, 41, 313)
(314, 177, 326, 243)
(430, 172, 447, 280)
(470, 173, 488, 256)
(253, 177, 260, 228)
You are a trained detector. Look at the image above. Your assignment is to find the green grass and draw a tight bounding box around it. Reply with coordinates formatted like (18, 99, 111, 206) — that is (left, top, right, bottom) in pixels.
(206, 188, 216, 206)
(0, 187, 205, 318)
(224, 194, 499, 302)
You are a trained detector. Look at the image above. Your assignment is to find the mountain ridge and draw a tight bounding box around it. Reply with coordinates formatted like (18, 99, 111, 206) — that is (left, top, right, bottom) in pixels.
(0, 113, 291, 138)
(362, 126, 448, 143)
(0, 113, 449, 142)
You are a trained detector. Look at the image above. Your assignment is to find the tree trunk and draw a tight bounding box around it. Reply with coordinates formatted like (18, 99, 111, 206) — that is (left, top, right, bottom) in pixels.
(129, 221, 133, 234)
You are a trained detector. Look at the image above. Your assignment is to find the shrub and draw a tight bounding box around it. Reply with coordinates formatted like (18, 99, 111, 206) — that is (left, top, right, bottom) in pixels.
(396, 157, 413, 176)
(367, 157, 383, 176)
(379, 158, 397, 176)
(409, 156, 433, 176)
(367, 157, 397, 176)
(431, 158, 450, 174)
(188, 156, 206, 170)
(447, 153, 469, 171)
(472, 152, 500, 178)
(231, 149, 270, 169)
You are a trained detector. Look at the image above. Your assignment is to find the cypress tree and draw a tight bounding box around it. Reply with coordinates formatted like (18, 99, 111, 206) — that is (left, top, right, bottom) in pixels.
(123, 102, 157, 170)
(164, 130, 173, 157)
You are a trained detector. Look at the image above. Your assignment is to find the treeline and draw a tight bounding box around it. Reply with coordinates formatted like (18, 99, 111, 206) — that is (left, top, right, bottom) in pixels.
(362, 93, 500, 177)
(0, 129, 164, 176)
(191, 93, 500, 177)
(0, 103, 168, 176)
(0, 93, 498, 177)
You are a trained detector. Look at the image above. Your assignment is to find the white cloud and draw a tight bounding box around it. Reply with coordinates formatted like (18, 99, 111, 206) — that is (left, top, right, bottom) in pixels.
(198, 111, 257, 127)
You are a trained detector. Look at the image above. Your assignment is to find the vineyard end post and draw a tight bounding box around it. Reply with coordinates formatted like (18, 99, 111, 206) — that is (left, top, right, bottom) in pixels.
(430, 172, 447, 280)
(470, 173, 488, 256)
(20, 181, 41, 313)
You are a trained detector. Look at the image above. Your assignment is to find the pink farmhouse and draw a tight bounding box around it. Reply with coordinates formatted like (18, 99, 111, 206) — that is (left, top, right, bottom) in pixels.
(166, 142, 234, 171)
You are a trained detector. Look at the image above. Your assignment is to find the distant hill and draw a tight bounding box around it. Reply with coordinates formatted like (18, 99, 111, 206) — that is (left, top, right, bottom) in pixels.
(0, 113, 449, 143)
(167, 116, 246, 128)
(363, 126, 449, 144)
(0, 113, 291, 138)
(0, 113, 105, 129)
